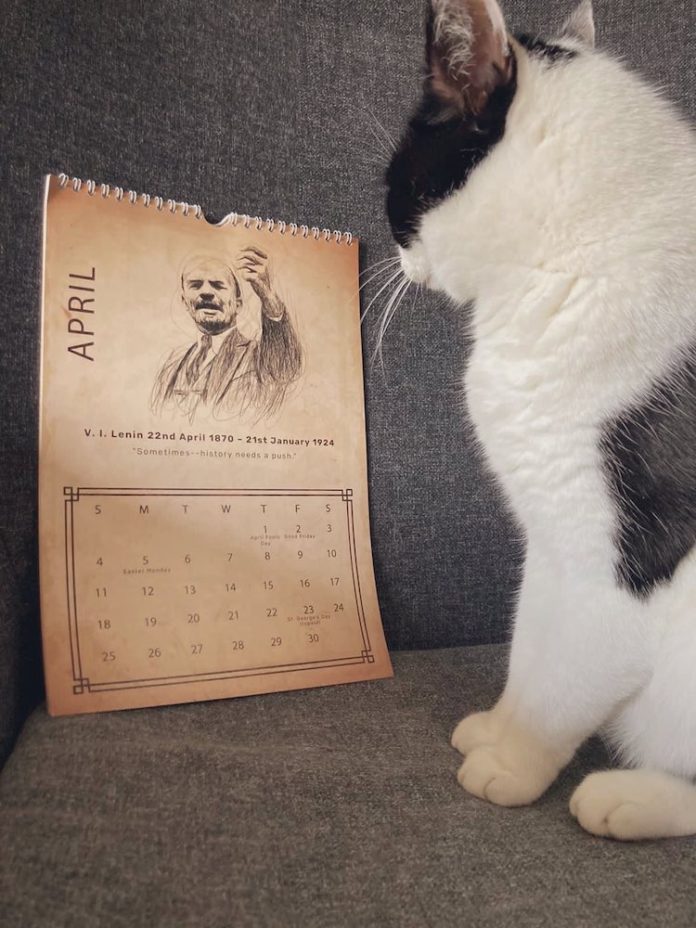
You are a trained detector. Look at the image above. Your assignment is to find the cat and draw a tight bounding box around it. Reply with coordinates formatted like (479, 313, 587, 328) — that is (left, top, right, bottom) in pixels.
(385, 0, 696, 840)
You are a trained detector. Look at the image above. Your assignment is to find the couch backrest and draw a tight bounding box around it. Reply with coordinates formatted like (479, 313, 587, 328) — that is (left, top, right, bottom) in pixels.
(1, 0, 694, 763)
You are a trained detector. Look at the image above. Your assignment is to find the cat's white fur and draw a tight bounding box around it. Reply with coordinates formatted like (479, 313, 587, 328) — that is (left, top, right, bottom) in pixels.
(401, 1, 696, 839)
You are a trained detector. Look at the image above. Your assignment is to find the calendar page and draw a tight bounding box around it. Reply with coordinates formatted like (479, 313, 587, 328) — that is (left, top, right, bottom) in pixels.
(39, 174, 392, 716)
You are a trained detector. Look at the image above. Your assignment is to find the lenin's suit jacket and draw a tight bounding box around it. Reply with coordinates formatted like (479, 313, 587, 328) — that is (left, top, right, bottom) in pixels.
(152, 312, 302, 421)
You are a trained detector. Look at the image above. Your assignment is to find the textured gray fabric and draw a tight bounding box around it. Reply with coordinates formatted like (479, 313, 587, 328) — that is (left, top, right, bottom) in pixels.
(2, 645, 695, 928)
(1, 0, 695, 755)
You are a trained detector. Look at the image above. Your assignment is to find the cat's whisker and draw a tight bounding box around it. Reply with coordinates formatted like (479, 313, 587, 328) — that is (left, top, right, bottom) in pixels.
(372, 272, 412, 367)
(365, 121, 393, 161)
(372, 282, 410, 372)
(381, 275, 411, 337)
(368, 107, 398, 154)
(359, 256, 400, 279)
(358, 264, 402, 305)
(358, 258, 401, 292)
(360, 267, 404, 323)
(355, 151, 392, 172)
(345, 98, 398, 152)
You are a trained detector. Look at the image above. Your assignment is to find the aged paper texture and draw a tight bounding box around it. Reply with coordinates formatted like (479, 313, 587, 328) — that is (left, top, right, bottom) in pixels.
(39, 175, 392, 715)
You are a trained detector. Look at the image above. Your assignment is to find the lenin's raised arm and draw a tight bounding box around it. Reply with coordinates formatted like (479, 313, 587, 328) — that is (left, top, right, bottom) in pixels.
(235, 247, 302, 386)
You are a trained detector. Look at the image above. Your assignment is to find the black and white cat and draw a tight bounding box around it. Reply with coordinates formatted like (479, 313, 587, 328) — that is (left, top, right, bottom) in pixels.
(385, 0, 696, 840)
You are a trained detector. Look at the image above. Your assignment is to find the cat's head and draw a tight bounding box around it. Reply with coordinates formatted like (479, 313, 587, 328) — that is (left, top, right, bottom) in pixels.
(385, 0, 595, 288)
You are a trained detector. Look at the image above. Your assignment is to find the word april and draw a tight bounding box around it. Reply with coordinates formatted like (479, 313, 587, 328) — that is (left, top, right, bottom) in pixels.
(66, 267, 96, 361)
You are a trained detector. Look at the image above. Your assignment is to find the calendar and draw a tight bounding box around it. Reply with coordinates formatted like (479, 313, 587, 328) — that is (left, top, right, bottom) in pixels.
(39, 174, 392, 715)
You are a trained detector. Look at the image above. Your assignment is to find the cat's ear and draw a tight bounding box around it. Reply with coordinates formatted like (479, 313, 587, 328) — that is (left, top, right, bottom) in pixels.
(561, 0, 595, 48)
(426, 0, 513, 115)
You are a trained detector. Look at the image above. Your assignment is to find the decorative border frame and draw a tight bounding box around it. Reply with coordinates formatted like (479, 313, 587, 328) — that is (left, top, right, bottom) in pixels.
(64, 487, 374, 694)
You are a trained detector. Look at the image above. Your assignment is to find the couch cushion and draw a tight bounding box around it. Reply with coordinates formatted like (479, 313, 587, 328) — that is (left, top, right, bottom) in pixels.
(2, 644, 695, 928)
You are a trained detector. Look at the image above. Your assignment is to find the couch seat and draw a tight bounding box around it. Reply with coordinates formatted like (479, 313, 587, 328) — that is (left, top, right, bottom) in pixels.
(2, 644, 695, 927)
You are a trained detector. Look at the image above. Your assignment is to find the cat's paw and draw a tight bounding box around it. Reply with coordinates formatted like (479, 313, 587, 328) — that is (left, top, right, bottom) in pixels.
(456, 742, 556, 807)
(570, 769, 696, 840)
(451, 710, 501, 756)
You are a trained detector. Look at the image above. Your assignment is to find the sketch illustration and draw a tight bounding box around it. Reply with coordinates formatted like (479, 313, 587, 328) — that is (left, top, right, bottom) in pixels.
(151, 247, 303, 422)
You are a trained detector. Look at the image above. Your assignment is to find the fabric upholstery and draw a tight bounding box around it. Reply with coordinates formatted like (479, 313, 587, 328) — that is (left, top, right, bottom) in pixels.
(3, 645, 696, 928)
(1, 0, 695, 754)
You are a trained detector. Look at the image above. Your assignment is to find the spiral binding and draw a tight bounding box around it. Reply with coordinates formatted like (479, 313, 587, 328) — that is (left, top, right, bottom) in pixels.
(56, 173, 354, 246)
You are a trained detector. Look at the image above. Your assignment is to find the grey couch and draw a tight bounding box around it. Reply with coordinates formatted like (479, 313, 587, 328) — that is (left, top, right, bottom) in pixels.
(2, 2, 696, 926)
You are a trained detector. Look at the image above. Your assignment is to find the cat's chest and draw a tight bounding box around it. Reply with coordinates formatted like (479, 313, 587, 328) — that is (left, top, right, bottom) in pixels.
(463, 342, 598, 494)
(463, 338, 622, 556)
(466, 345, 567, 432)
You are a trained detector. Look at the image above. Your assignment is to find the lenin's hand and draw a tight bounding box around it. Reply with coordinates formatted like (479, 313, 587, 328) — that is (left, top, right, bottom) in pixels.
(235, 246, 284, 320)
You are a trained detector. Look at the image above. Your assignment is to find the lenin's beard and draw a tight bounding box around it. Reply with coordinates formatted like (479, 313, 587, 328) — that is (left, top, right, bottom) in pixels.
(190, 297, 237, 336)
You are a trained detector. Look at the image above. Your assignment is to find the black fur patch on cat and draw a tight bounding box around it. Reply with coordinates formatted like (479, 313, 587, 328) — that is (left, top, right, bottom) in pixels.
(516, 33, 578, 62)
(385, 58, 517, 248)
(601, 349, 696, 597)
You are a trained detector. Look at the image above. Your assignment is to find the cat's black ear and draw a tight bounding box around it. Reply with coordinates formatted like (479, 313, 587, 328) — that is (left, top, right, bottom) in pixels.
(426, 0, 513, 115)
(561, 0, 595, 47)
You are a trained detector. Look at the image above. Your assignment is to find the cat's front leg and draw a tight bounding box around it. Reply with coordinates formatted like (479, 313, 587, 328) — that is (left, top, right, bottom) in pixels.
(452, 544, 571, 804)
(455, 703, 574, 806)
(453, 546, 649, 807)
(451, 707, 504, 756)
(451, 703, 563, 804)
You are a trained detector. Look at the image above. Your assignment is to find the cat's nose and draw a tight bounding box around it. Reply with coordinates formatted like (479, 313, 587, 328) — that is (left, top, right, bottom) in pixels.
(398, 244, 430, 285)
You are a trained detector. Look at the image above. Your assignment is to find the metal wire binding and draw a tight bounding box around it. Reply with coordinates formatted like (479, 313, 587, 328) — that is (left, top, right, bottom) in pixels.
(53, 174, 355, 241)
(222, 212, 353, 242)
(55, 174, 203, 220)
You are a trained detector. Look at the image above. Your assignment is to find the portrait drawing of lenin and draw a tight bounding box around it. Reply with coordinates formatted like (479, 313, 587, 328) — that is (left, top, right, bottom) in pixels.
(152, 248, 302, 421)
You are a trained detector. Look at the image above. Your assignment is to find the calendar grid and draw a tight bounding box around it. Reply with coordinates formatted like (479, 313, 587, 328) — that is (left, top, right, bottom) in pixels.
(63, 487, 374, 694)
